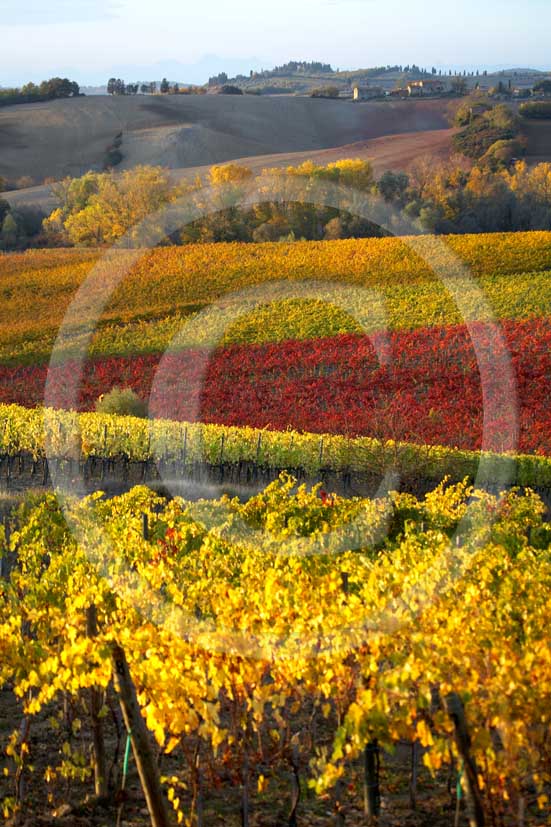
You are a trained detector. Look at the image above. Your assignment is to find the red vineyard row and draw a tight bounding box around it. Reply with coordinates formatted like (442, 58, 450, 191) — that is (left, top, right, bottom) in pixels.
(2, 317, 550, 455)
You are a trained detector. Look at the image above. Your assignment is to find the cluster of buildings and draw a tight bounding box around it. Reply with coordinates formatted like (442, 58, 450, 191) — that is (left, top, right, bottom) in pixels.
(350, 75, 551, 102)
(351, 78, 447, 100)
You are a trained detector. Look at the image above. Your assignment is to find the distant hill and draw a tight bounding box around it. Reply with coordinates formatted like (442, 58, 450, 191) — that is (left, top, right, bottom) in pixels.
(78, 62, 551, 98)
(212, 63, 551, 95)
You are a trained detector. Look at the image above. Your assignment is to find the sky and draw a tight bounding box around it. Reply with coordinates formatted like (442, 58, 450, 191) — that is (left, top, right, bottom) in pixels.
(1, 0, 550, 86)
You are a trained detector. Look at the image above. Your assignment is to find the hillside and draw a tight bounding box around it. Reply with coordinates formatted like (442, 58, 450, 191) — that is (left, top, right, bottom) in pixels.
(0, 93, 450, 186)
(3, 126, 458, 215)
(183, 127, 456, 175)
(217, 63, 549, 95)
(521, 118, 551, 164)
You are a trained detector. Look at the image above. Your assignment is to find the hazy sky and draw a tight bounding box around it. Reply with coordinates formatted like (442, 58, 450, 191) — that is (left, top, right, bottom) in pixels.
(2, 0, 550, 85)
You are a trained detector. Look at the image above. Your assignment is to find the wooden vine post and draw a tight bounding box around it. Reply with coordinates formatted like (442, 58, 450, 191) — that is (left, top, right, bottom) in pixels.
(112, 643, 172, 827)
(0, 517, 10, 580)
(289, 744, 300, 827)
(255, 432, 262, 465)
(101, 425, 108, 480)
(409, 739, 419, 810)
(241, 748, 250, 827)
(363, 740, 380, 823)
(86, 604, 108, 798)
(339, 572, 380, 824)
(193, 749, 204, 827)
(444, 692, 485, 827)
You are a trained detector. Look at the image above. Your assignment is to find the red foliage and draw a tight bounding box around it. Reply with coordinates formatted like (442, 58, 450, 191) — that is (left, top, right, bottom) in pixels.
(1, 317, 550, 455)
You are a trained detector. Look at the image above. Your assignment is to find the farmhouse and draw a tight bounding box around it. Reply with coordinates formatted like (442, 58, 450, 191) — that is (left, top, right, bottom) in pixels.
(512, 87, 532, 99)
(407, 79, 446, 96)
(353, 84, 384, 101)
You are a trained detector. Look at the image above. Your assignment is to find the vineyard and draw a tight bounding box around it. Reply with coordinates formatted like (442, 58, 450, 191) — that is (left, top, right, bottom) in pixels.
(1, 232, 551, 366)
(2, 403, 551, 492)
(1, 232, 551, 462)
(2, 230, 551, 825)
(0, 316, 547, 455)
(1, 476, 551, 826)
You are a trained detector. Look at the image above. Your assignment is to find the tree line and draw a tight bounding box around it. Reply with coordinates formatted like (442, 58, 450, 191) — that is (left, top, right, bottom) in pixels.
(107, 77, 206, 95)
(0, 155, 542, 250)
(0, 77, 80, 107)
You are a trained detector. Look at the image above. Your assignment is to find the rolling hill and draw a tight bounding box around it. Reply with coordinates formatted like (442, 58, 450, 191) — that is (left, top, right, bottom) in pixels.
(0, 95, 448, 184)
(0, 93, 454, 211)
(0, 93, 451, 182)
(5, 92, 547, 219)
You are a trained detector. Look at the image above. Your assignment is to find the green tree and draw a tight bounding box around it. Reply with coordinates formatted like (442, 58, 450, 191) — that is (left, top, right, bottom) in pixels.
(376, 170, 410, 203)
(1, 213, 18, 247)
(0, 198, 10, 223)
(533, 79, 551, 96)
(454, 77, 468, 94)
(310, 86, 340, 98)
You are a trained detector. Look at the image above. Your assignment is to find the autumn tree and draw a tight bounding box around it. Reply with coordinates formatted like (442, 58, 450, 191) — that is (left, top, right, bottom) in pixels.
(43, 166, 177, 246)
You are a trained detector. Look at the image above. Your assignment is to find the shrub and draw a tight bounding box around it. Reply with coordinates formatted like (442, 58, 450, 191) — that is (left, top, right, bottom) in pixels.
(95, 387, 147, 418)
(533, 79, 551, 96)
(245, 86, 296, 95)
(218, 85, 243, 95)
(11, 205, 45, 238)
(15, 176, 35, 190)
(103, 148, 123, 169)
(520, 101, 551, 119)
(103, 134, 124, 170)
(310, 86, 340, 99)
(0, 213, 18, 248)
(481, 138, 525, 168)
(453, 104, 519, 159)
(452, 96, 491, 127)
(252, 217, 292, 242)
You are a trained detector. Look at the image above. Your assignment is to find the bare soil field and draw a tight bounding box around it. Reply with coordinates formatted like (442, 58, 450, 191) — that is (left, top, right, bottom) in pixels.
(0, 93, 449, 185)
(522, 119, 551, 163)
(3, 127, 457, 214)
(3, 95, 551, 218)
(172, 126, 458, 184)
(2, 100, 455, 215)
